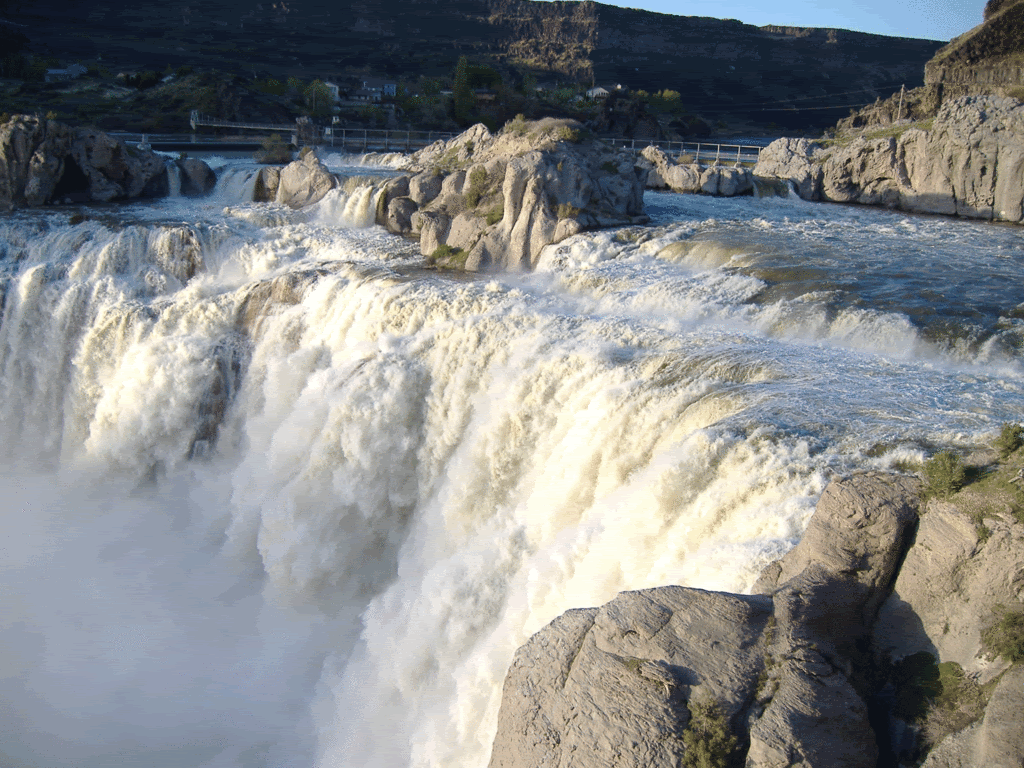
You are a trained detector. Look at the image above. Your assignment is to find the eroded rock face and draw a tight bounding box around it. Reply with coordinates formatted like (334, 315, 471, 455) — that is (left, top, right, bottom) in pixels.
(754, 96, 1024, 223)
(378, 119, 649, 271)
(752, 137, 825, 201)
(873, 501, 1024, 679)
(1, 115, 214, 209)
(489, 472, 922, 768)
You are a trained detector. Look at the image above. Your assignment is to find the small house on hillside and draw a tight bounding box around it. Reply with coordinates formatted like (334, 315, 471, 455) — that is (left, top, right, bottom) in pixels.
(324, 81, 341, 103)
(587, 86, 610, 100)
(362, 77, 397, 98)
(45, 63, 87, 83)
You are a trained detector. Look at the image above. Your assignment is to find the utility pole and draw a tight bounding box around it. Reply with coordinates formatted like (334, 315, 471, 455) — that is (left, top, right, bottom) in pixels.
(897, 84, 905, 123)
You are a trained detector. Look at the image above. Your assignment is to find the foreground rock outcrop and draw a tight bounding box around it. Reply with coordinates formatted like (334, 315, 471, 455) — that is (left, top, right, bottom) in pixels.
(0, 115, 211, 209)
(376, 118, 648, 271)
(754, 96, 1024, 223)
(489, 469, 1024, 768)
(490, 472, 921, 768)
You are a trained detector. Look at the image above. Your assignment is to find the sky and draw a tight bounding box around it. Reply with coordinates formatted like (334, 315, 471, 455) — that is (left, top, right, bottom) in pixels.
(602, 0, 988, 41)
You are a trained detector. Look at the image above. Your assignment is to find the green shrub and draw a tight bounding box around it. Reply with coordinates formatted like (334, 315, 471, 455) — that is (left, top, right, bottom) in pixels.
(465, 166, 487, 207)
(981, 605, 1024, 662)
(429, 243, 467, 268)
(554, 124, 581, 143)
(923, 451, 965, 498)
(255, 134, 292, 164)
(682, 699, 738, 768)
(891, 651, 942, 722)
(503, 113, 528, 136)
(995, 422, 1024, 460)
(601, 160, 618, 174)
(486, 203, 504, 225)
(556, 202, 581, 220)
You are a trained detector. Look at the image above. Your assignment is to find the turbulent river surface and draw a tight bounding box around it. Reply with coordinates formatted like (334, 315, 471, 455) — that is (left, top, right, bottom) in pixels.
(2, 154, 1023, 768)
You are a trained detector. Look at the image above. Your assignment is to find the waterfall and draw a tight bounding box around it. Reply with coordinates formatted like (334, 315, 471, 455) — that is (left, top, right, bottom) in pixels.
(1, 161, 1023, 768)
(166, 160, 182, 197)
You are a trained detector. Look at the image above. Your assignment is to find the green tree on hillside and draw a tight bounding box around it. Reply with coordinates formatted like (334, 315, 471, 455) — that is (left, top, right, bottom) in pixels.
(453, 55, 474, 124)
(304, 79, 334, 117)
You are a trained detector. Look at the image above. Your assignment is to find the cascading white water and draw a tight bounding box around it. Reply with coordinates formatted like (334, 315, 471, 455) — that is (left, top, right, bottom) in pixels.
(1, 159, 1022, 768)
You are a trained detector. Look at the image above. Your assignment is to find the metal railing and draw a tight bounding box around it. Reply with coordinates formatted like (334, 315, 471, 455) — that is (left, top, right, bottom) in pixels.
(321, 128, 459, 152)
(601, 138, 763, 164)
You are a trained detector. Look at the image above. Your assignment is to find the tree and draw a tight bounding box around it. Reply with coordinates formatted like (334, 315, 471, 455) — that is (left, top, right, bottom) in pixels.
(304, 79, 334, 117)
(452, 55, 474, 124)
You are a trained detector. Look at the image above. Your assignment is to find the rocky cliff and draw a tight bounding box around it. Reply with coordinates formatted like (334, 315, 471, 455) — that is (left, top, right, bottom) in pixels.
(488, 468, 1024, 768)
(379, 118, 647, 271)
(0, 115, 214, 209)
(754, 96, 1024, 223)
(839, 1, 1022, 133)
(924, 0, 1024, 100)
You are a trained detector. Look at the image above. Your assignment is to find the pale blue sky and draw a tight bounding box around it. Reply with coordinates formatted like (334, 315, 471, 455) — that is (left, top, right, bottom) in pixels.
(602, 0, 988, 41)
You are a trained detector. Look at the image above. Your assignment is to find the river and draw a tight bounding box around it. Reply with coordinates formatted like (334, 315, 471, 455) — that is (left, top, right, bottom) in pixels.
(1, 154, 1022, 768)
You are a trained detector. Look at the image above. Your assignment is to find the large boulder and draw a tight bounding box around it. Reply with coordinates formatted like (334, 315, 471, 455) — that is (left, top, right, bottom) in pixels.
(489, 472, 922, 768)
(0, 115, 199, 209)
(377, 118, 649, 271)
(753, 137, 825, 201)
(275, 151, 337, 208)
(175, 157, 217, 196)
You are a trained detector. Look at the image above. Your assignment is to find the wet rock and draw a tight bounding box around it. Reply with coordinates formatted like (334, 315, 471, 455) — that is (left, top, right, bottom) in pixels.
(275, 151, 337, 208)
(755, 96, 1024, 223)
(175, 158, 217, 196)
(753, 137, 825, 201)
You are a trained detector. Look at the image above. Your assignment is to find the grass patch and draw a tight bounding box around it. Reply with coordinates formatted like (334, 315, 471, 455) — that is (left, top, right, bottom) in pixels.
(485, 202, 504, 225)
(429, 243, 468, 269)
(556, 202, 581, 220)
(981, 605, 1024, 663)
(503, 113, 528, 137)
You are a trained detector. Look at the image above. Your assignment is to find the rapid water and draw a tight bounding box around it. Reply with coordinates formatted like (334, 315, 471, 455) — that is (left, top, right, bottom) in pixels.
(1, 158, 1022, 768)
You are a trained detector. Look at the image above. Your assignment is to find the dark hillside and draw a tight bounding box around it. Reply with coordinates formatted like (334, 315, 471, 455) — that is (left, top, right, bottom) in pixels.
(6, 0, 943, 134)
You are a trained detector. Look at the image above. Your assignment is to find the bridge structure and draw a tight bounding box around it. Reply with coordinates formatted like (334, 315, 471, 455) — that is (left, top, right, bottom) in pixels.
(119, 113, 767, 164)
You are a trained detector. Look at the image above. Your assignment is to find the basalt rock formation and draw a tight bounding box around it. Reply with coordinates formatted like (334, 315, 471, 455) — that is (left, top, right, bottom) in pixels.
(754, 96, 1024, 223)
(488, 470, 1024, 768)
(376, 119, 648, 271)
(640, 145, 753, 197)
(0, 115, 212, 210)
(838, 2, 1021, 133)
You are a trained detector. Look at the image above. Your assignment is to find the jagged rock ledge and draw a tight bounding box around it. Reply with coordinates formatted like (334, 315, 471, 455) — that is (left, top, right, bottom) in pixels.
(375, 118, 649, 271)
(489, 470, 1024, 768)
(0, 115, 215, 210)
(753, 95, 1024, 223)
(256, 119, 648, 271)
